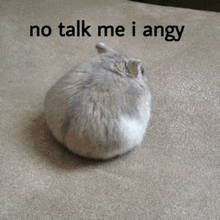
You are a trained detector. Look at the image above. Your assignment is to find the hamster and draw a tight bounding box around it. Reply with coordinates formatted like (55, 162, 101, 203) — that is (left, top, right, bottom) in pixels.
(44, 43, 151, 160)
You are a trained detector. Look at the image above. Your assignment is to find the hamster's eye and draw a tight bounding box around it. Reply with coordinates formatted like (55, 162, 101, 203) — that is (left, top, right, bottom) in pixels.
(141, 66, 145, 75)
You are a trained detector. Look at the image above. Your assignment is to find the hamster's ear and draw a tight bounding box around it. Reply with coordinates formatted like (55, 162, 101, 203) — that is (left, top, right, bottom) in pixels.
(126, 59, 141, 77)
(96, 42, 116, 54)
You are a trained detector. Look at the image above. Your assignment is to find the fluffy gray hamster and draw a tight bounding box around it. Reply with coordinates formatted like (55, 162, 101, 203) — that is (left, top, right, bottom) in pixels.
(44, 43, 151, 160)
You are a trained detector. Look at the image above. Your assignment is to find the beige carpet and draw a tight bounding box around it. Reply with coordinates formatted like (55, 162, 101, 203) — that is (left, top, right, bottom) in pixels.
(1, 0, 220, 219)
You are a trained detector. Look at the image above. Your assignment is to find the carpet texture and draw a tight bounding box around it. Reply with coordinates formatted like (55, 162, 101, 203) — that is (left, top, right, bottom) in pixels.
(1, 0, 220, 219)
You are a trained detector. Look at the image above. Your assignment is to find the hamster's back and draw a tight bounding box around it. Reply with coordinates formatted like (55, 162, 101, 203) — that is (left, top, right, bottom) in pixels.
(44, 43, 151, 159)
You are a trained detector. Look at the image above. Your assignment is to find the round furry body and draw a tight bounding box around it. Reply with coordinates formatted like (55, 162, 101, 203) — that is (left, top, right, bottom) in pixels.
(44, 43, 151, 159)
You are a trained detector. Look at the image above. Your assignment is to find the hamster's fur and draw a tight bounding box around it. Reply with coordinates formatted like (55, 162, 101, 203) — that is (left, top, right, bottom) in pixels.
(44, 43, 151, 159)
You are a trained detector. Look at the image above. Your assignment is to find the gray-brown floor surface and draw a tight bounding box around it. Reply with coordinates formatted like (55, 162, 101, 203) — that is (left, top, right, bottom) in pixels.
(1, 0, 220, 219)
